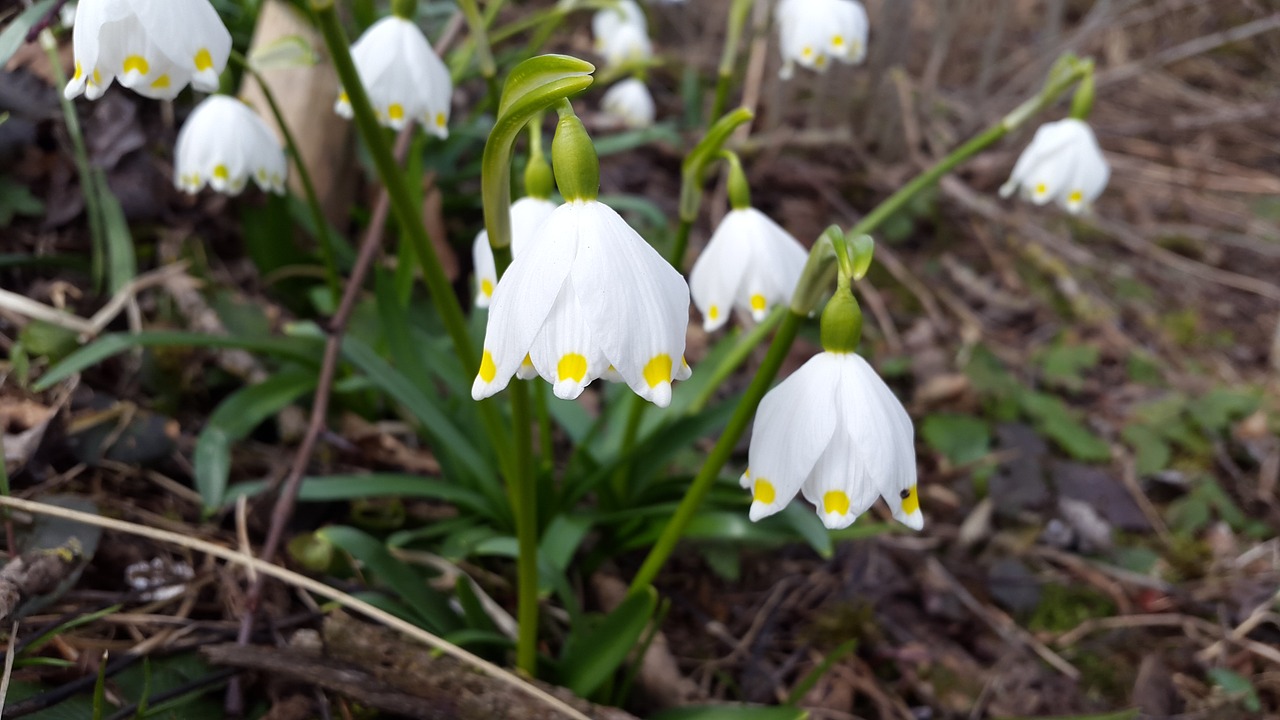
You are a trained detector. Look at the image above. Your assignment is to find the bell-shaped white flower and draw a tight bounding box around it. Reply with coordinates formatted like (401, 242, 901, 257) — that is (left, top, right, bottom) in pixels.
(599, 23, 653, 68)
(741, 351, 920, 530)
(593, 0, 647, 50)
(601, 78, 656, 130)
(689, 207, 807, 331)
(775, 0, 868, 80)
(472, 199, 690, 407)
(999, 118, 1109, 214)
(335, 16, 452, 138)
(472, 196, 558, 308)
(173, 95, 287, 195)
(65, 0, 231, 101)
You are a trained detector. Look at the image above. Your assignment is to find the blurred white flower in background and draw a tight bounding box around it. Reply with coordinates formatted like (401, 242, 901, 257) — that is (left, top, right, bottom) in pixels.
(689, 207, 807, 331)
(600, 78, 656, 129)
(472, 199, 690, 406)
(593, 0, 652, 68)
(1000, 118, 1110, 214)
(174, 95, 287, 196)
(741, 352, 921, 530)
(64, 0, 231, 100)
(335, 16, 452, 138)
(472, 196, 559, 308)
(775, 0, 868, 80)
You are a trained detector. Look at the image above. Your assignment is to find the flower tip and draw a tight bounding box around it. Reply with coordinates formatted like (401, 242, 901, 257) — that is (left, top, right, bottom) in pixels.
(553, 379, 587, 401)
(646, 381, 672, 408)
(738, 471, 751, 489)
(748, 501, 776, 523)
(895, 510, 924, 531)
(820, 512, 855, 530)
(998, 181, 1016, 198)
(470, 377, 492, 401)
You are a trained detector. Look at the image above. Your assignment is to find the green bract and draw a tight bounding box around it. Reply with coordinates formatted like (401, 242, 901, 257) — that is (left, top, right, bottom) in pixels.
(679, 107, 753, 222)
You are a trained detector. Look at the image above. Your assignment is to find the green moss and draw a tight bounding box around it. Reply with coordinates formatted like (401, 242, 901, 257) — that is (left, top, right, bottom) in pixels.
(1027, 583, 1115, 633)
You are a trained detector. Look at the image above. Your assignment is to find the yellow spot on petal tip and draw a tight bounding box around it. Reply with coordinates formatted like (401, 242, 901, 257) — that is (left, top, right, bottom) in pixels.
(194, 48, 214, 72)
(901, 485, 920, 515)
(478, 350, 497, 383)
(708, 305, 720, 321)
(1068, 189, 1084, 205)
(801, 46, 814, 58)
(388, 103, 404, 121)
(435, 112, 447, 128)
(753, 479, 775, 504)
(749, 294, 767, 312)
(213, 164, 230, 181)
(122, 55, 149, 76)
(1034, 182, 1048, 197)
(832, 34, 845, 47)
(823, 491, 850, 516)
(643, 354, 672, 389)
(73, 62, 83, 80)
(480, 279, 494, 297)
(150, 75, 170, 89)
(557, 353, 588, 383)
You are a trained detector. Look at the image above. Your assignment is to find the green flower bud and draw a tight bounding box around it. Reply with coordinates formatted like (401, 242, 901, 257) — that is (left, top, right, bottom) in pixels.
(820, 284, 862, 354)
(722, 151, 751, 210)
(524, 150, 554, 200)
(551, 108, 600, 202)
(391, 0, 417, 19)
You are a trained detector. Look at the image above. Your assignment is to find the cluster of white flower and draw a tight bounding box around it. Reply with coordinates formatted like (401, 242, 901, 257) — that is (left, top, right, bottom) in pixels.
(593, 0, 657, 130)
(335, 15, 453, 138)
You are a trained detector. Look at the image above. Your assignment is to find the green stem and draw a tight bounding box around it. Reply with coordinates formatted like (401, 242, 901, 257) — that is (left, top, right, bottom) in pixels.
(687, 307, 783, 414)
(508, 380, 539, 675)
(455, 0, 496, 78)
(629, 310, 802, 592)
(708, 0, 754, 126)
(609, 396, 647, 506)
(42, 31, 105, 290)
(630, 57, 1094, 595)
(535, 383, 554, 475)
(668, 217, 693, 270)
(233, 52, 341, 300)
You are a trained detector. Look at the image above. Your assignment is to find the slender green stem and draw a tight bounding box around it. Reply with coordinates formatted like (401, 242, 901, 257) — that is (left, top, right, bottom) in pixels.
(609, 396, 648, 506)
(232, 52, 341, 300)
(630, 58, 1094, 594)
(508, 380, 539, 675)
(455, 0, 495, 79)
(708, 0, 754, 126)
(667, 217, 693, 271)
(687, 307, 783, 414)
(630, 310, 802, 592)
(535, 383, 554, 475)
(41, 31, 105, 290)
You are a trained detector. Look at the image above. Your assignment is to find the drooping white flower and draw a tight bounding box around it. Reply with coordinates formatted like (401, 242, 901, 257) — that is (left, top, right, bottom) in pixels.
(599, 23, 653, 68)
(689, 207, 807, 331)
(999, 118, 1109, 214)
(741, 352, 920, 530)
(775, 0, 868, 80)
(472, 196, 558, 308)
(601, 78, 656, 130)
(64, 0, 231, 101)
(593, 0, 647, 50)
(335, 16, 452, 138)
(173, 95, 287, 195)
(472, 199, 690, 406)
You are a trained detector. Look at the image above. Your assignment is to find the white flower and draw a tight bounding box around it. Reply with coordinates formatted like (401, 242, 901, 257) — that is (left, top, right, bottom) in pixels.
(64, 0, 231, 101)
(335, 16, 452, 138)
(601, 78, 656, 130)
(472, 199, 691, 407)
(599, 23, 653, 68)
(741, 352, 920, 530)
(999, 118, 1109, 214)
(775, 0, 868, 80)
(173, 95, 287, 195)
(471, 196, 558, 308)
(593, 0, 647, 50)
(689, 207, 807, 331)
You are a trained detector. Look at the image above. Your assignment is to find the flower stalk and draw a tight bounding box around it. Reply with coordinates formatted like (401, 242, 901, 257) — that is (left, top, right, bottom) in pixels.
(709, 0, 755, 126)
(630, 53, 1097, 595)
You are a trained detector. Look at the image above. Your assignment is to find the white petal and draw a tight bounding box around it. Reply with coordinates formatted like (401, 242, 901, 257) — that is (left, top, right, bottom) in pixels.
(593, 0, 647, 47)
(689, 210, 753, 332)
(799, 431, 884, 529)
(601, 78, 656, 130)
(344, 17, 451, 134)
(569, 201, 689, 407)
(776, 0, 865, 76)
(528, 276, 611, 400)
(1003, 119, 1108, 211)
(172, 95, 287, 197)
(473, 202, 579, 400)
(601, 24, 652, 68)
(509, 197, 558, 257)
(744, 354, 841, 522)
(837, 355, 919, 530)
(472, 230, 497, 308)
(733, 207, 807, 321)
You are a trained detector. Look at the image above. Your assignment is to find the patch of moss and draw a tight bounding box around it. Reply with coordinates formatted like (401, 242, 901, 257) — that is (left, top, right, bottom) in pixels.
(1027, 583, 1116, 633)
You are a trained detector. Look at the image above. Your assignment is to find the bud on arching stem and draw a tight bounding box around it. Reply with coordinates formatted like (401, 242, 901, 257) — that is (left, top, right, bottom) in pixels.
(722, 150, 751, 211)
(391, 0, 417, 19)
(551, 103, 600, 202)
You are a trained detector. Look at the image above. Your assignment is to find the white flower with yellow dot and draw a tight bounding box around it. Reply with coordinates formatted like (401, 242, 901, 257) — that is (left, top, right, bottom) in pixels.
(775, 0, 868, 80)
(64, 0, 231, 100)
(999, 118, 1109, 215)
(173, 95, 287, 196)
(689, 209, 806, 331)
(472, 111, 690, 407)
(472, 196, 558, 309)
(335, 15, 452, 138)
(601, 78, 656, 130)
(741, 351, 920, 530)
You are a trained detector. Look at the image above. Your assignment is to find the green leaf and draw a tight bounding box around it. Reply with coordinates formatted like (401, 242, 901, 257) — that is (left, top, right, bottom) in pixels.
(193, 369, 317, 510)
(1121, 424, 1170, 475)
(558, 586, 656, 697)
(93, 169, 135, 295)
(1038, 342, 1099, 392)
(1019, 391, 1111, 462)
(0, 0, 57, 67)
(1208, 668, 1262, 712)
(34, 331, 322, 391)
(649, 707, 808, 720)
(224, 474, 492, 516)
(319, 525, 461, 634)
(1187, 388, 1259, 434)
(921, 413, 991, 466)
(0, 175, 45, 226)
